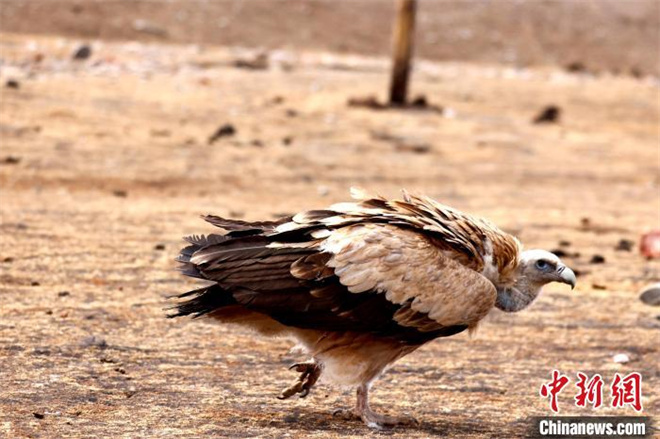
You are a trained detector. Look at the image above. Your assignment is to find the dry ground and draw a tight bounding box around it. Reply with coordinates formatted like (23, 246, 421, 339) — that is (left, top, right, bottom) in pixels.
(1, 0, 659, 77)
(0, 33, 659, 438)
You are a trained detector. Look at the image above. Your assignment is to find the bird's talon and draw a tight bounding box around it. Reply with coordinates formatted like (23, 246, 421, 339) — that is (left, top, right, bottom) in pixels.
(279, 360, 322, 399)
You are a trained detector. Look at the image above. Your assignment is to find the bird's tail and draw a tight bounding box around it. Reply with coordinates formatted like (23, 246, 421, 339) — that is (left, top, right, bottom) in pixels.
(167, 283, 237, 318)
(170, 214, 294, 319)
(169, 233, 237, 318)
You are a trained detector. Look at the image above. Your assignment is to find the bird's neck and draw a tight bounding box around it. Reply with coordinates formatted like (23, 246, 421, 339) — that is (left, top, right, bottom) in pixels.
(495, 278, 543, 312)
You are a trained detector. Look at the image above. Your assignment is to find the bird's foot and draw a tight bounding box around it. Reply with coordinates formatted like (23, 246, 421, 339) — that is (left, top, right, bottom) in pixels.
(277, 360, 322, 399)
(332, 407, 418, 429)
(360, 410, 419, 430)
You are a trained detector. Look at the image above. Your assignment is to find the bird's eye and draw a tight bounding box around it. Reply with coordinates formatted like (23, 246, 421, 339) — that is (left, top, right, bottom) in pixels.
(535, 260, 550, 270)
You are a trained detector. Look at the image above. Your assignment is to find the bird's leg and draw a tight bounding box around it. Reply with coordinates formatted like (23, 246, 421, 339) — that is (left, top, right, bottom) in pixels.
(277, 359, 322, 399)
(353, 383, 418, 429)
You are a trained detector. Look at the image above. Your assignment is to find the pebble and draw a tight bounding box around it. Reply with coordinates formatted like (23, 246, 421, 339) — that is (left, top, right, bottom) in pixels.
(72, 44, 92, 60)
(639, 283, 660, 306)
(208, 124, 236, 144)
(5, 79, 20, 89)
(612, 353, 630, 364)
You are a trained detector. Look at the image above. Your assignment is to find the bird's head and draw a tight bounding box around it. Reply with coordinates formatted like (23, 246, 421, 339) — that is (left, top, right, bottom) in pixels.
(495, 249, 576, 312)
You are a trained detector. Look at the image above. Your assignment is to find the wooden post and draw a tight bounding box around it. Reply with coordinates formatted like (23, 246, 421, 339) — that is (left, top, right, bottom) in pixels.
(389, 0, 416, 106)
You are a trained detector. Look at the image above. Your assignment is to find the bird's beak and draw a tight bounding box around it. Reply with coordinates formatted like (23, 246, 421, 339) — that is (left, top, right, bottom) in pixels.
(557, 266, 577, 290)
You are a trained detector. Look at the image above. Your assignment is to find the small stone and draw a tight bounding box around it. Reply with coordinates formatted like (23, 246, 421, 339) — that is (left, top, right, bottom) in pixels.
(565, 61, 587, 73)
(234, 52, 269, 70)
(533, 105, 561, 124)
(72, 44, 92, 60)
(409, 95, 443, 112)
(612, 353, 630, 364)
(112, 189, 127, 198)
(6, 79, 20, 89)
(58, 291, 70, 297)
(2, 257, 14, 263)
(154, 244, 166, 251)
(551, 249, 568, 258)
(559, 240, 572, 247)
(31, 281, 40, 286)
(208, 124, 236, 144)
(589, 255, 606, 264)
(615, 239, 634, 252)
(410, 95, 428, 107)
(33, 412, 45, 419)
(639, 283, 660, 306)
(2, 156, 21, 165)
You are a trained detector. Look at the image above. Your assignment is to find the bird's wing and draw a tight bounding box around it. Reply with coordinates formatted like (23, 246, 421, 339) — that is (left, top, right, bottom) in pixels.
(174, 189, 515, 341)
(175, 225, 495, 343)
(319, 223, 497, 329)
(277, 189, 520, 280)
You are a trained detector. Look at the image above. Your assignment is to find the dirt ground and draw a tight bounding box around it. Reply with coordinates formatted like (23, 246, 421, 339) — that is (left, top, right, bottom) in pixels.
(1, 0, 659, 77)
(0, 27, 659, 438)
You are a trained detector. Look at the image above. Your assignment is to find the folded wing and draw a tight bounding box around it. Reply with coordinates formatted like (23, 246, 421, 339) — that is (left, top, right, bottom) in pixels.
(174, 218, 497, 344)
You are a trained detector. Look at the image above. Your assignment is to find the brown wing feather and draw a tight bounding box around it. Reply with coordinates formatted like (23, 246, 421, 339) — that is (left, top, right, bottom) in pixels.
(320, 223, 497, 329)
(274, 189, 520, 275)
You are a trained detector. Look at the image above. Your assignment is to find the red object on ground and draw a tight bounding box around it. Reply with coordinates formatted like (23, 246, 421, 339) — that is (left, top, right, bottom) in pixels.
(640, 231, 660, 259)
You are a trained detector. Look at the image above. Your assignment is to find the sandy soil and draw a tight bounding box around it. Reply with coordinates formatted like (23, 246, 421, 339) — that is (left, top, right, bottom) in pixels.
(1, 0, 659, 77)
(0, 32, 659, 438)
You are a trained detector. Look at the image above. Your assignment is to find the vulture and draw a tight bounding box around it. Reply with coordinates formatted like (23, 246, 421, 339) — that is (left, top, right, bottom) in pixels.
(170, 188, 576, 429)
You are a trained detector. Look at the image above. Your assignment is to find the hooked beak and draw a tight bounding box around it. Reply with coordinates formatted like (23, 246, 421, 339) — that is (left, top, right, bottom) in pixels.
(557, 266, 577, 290)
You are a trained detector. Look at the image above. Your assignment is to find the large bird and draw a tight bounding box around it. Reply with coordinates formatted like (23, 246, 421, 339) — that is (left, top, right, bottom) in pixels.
(171, 188, 576, 429)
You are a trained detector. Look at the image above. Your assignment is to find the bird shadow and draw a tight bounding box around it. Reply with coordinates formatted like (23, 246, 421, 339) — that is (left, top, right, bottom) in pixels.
(258, 408, 498, 436)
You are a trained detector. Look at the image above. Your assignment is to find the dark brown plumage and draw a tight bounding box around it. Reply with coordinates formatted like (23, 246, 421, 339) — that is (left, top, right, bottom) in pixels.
(170, 188, 576, 428)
